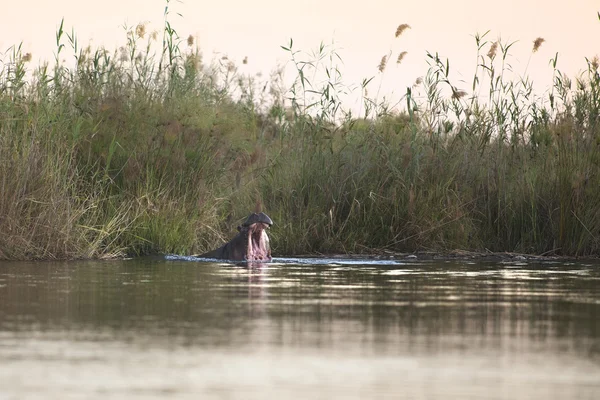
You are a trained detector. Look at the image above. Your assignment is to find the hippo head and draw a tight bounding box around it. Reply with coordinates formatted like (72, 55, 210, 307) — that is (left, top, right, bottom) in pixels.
(198, 212, 274, 262)
(240, 212, 273, 261)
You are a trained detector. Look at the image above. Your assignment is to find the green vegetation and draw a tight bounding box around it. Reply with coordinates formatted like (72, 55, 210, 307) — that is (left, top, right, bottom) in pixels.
(0, 8, 599, 260)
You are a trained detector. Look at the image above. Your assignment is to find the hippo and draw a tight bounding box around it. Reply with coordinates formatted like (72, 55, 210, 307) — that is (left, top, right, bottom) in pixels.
(198, 212, 273, 262)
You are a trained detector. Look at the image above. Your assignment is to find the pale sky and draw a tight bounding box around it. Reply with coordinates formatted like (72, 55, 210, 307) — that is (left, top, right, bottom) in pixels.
(2, 0, 598, 111)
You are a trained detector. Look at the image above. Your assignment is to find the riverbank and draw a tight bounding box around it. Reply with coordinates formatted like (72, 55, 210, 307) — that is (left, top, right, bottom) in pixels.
(1, 12, 599, 260)
(298, 250, 600, 264)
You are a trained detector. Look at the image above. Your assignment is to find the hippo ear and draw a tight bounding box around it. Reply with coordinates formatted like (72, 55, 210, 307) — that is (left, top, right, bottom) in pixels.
(237, 225, 242, 231)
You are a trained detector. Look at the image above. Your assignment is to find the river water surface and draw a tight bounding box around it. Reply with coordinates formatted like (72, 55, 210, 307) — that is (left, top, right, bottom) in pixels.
(0, 256, 599, 399)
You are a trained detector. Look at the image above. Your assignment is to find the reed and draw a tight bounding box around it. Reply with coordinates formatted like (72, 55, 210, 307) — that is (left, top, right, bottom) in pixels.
(0, 5, 598, 259)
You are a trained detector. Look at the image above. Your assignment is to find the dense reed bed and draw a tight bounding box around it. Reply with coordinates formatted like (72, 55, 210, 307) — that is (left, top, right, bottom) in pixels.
(1, 8, 598, 259)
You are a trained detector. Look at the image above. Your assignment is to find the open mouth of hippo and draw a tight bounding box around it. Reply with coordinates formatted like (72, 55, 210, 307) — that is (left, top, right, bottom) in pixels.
(245, 222, 271, 261)
(244, 212, 273, 261)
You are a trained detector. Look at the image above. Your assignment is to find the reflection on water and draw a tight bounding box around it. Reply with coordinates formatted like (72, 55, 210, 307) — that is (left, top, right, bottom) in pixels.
(0, 257, 599, 399)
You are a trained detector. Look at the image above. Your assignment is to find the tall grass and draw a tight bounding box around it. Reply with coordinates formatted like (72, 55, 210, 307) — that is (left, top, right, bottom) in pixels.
(1, 8, 599, 259)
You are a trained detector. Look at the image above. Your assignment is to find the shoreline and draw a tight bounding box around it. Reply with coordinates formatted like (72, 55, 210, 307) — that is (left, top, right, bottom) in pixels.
(1, 248, 599, 263)
(306, 250, 600, 263)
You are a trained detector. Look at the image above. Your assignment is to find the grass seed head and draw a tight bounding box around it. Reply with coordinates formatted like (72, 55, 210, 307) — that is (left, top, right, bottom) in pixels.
(378, 55, 388, 73)
(395, 24, 411, 38)
(187, 35, 194, 47)
(487, 41, 498, 59)
(532, 37, 545, 53)
(396, 51, 408, 64)
(135, 23, 146, 39)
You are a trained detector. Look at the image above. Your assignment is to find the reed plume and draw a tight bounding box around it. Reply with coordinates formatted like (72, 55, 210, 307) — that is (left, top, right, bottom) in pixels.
(378, 55, 388, 73)
(532, 37, 545, 53)
(396, 51, 408, 64)
(135, 23, 146, 39)
(395, 24, 411, 38)
(487, 41, 498, 59)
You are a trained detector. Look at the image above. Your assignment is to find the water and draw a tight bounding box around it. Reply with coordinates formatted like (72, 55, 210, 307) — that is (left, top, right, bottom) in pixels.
(0, 256, 599, 399)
